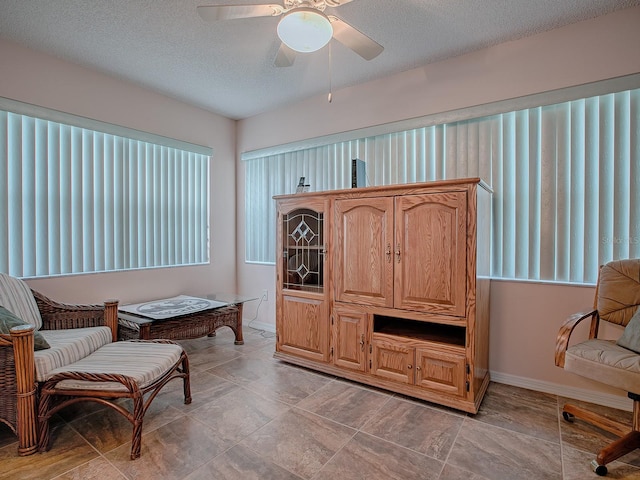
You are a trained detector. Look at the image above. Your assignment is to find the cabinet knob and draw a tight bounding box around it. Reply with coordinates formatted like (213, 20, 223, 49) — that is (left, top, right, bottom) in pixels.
(416, 366, 421, 371)
(386, 244, 391, 262)
(407, 364, 412, 369)
(395, 243, 401, 263)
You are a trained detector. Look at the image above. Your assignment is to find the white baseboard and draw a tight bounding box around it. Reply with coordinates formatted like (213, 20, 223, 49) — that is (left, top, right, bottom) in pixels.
(490, 371, 633, 412)
(244, 319, 276, 333)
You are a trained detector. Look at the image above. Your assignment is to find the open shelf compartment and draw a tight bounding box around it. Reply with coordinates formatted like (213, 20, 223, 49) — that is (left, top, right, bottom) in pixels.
(373, 314, 466, 347)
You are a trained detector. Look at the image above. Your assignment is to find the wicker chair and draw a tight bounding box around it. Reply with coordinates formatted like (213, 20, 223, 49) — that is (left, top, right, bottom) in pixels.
(0, 286, 117, 456)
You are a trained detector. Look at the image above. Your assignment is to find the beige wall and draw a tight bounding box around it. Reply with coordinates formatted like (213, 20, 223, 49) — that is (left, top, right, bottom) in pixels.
(236, 6, 640, 406)
(0, 38, 238, 305)
(237, 6, 640, 152)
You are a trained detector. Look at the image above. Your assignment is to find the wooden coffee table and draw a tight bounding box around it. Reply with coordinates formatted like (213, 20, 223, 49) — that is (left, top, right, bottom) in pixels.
(117, 294, 256, 345)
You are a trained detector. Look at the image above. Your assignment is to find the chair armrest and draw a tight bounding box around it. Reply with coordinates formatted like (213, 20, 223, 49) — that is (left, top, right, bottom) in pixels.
(32, 290, 119, 342)
(555, 310, 598, 367)
(0, 325, 38, 455)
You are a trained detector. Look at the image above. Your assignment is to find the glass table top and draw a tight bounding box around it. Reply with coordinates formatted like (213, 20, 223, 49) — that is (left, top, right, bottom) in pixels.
(118, 293, 259, 324)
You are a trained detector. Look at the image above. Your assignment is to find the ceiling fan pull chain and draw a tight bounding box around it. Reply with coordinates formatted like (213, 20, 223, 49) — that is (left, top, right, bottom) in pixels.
(328, 42, 333, 103)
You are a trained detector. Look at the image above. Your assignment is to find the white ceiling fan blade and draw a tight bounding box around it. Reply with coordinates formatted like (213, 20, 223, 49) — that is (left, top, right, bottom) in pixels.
(197, 4, 284, 21)
(328, 15, 383, 60)
(325, 0, 356, 6)
(275, 42, 296, 67)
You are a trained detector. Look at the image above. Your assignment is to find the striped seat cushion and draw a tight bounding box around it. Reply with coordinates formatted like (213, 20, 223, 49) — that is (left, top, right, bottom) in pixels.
(35, 327, 112, 382)
(0, 273, 43, 330)
(44, 341, 184, 392)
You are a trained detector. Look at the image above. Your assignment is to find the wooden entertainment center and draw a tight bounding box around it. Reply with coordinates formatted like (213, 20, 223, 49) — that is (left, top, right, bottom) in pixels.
(274, 178, 492, 414)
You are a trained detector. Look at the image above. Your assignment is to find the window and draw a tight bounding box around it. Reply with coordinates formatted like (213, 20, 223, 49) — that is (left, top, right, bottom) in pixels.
(244, 88, 640, 284)
(0, 107, 211, 278)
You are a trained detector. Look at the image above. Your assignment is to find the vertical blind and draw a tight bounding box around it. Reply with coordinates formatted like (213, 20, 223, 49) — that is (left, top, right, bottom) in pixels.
(0, 111, 210, 278)
(245, 88, 640, 284)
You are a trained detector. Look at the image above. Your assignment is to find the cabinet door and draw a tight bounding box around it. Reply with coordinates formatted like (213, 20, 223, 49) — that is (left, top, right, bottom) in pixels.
(415, 346, 466, 397)
(394, 192, 467, 316)
(277, 294, 329, 362)
(276, 197, 331, 364)
(370, 337, 413, 384)
(334, 197, 394, 307)
(279, 202, 327, 294)
(332, 306, 368, 372)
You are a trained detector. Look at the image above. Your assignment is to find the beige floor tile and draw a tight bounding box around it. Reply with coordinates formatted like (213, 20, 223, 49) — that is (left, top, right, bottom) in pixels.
(207, 355, 283, 386)
(183, 344, 244, 372)
(184, 444, 303, 480)
(241, 343, 280, 361)
(104, 415, 231, 480)
(241, 407, 355, 479)
(51, 457, 127, 480)
(158, 369, 240, 410)
(361, 397, 463, 460)
(447, 417, 562, 480)
(313, 431, 443, 480)
(296, 380, 391, 428)
(473, 382, 561, 444)
(437, 463, 492, 480)
(243, 364, 334, 405)
(188, 387, 290, 443)
(233, 333, 276, 353)
(0, 421, 99, 480)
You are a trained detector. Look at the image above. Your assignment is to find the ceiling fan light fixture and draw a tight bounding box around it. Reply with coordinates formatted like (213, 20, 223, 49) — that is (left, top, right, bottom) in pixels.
(277, 7, 333, 53)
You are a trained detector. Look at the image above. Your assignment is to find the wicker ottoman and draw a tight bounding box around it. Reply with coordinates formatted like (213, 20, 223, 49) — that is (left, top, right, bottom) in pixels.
(37, 340, 191, 460)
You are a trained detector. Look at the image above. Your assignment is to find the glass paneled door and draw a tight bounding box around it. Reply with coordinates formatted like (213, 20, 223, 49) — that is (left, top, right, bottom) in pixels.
(282, 208, 324, 293)
(276, 197, 330, 363)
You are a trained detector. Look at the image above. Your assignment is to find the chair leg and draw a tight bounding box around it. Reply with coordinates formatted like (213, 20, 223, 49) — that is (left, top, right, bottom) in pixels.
(562, 403, 629, 437)
(564, 396, 640, 476)
(596, 396, 640, 468)
(596, 431, 640, 466)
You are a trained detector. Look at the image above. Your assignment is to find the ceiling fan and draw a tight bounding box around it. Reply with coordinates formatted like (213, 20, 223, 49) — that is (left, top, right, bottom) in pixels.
(197, 0, 384, 67)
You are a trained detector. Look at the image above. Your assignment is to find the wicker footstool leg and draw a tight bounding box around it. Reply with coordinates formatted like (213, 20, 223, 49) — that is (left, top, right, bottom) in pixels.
(37, 340, 191, 460)
(130, 393, 144, 459)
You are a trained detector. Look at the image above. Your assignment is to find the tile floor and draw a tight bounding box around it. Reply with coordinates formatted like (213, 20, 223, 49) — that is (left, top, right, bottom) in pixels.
(1, 327, 639, 480)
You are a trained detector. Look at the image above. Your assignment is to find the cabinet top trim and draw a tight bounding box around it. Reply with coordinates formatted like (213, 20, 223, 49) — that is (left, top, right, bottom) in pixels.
(274, 177, 491, 200)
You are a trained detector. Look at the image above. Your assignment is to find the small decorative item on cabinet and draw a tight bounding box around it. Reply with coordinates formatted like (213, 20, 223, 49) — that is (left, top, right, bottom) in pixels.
(295, 176, 310, 193)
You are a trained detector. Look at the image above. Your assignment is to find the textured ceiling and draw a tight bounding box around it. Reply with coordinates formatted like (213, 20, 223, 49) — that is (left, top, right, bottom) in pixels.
(0, 0, 638, 120)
